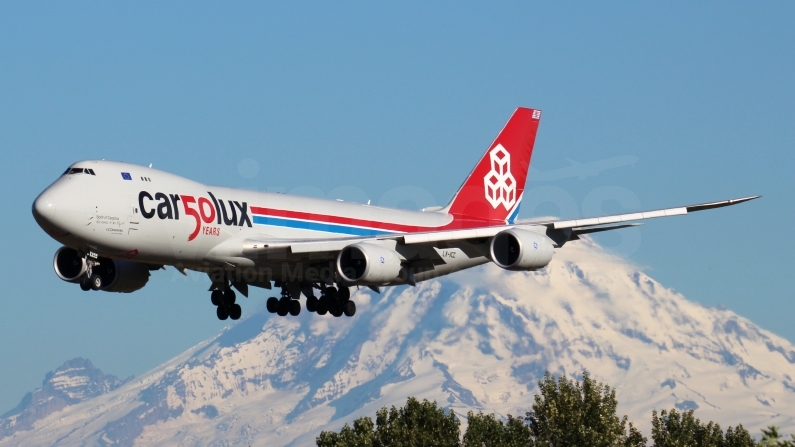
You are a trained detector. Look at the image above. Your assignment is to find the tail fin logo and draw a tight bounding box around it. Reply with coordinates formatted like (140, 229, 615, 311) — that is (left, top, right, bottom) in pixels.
(445, 107, 539, 223)
(484, 144, 517, 210)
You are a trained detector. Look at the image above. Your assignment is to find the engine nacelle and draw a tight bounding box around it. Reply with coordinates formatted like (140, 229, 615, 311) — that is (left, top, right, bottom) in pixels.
(490, 228, 554, 271)
(92, 257, 151, 293)
(53, 246, 87, 283)
(53, 247, 150, 292)
(336, 243, 403, 285)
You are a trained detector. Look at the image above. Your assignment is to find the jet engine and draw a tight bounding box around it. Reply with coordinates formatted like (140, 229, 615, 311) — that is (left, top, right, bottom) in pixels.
(53, 246, 86, 282)
(336, 243, 402, 285)
(91, 257, 151, 293)
(53, 246, 151, 293)
(490, 228, 554, 271)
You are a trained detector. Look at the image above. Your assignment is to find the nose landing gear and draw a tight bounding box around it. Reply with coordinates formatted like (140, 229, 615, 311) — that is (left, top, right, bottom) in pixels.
(74, 250, 103, 292)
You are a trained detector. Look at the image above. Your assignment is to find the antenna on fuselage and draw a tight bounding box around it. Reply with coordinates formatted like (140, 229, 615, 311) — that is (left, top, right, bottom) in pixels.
(149, 163, 152, 168)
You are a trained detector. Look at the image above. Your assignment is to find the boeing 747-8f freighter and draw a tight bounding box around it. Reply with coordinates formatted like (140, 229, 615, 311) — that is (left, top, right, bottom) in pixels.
(32, 108, 758, 320)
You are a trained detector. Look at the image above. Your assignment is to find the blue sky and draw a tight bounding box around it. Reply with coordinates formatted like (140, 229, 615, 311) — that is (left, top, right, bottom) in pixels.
(1, 2, 793, 412)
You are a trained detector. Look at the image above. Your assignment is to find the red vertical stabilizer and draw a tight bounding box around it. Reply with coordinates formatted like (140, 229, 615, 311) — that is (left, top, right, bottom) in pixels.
(444, 107, 541, 226)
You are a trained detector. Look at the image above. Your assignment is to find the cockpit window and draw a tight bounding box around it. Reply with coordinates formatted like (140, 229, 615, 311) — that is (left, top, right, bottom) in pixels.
(62, 167, 96, 176)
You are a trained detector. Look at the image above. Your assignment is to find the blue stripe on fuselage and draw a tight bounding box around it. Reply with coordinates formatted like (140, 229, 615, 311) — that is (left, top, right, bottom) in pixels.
(252, 215, 394, 236)
(506, 203, 521, 225)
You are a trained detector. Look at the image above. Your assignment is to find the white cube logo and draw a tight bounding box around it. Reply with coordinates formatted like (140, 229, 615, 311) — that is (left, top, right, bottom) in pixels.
(484, 144, 516, 210)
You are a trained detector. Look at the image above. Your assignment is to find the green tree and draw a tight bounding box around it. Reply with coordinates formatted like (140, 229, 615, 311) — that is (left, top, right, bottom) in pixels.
(525, 370, 646, 447)
(651, 408, 756, 447)
(462, 411, 532, 447)
(373, 397, 461, 447)
(759, 426, 795, 447)
(317, 370, 777, 447)
(724, 424, 756, 447)
(317, 416, 375, 447)
(317, 397, 460, 447)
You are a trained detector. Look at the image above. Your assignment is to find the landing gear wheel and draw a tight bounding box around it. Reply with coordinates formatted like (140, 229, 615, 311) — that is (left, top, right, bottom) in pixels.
(343, 300, 356, 317)
(306, 296, 319, 312)
(229, 304, 242, 320)
(266, 297, 279, 313)
(330, 302, 343, 317)
(277, 297, 289, 317)
(317, 298, 329, 315)
(338, 286, 350, 302)
(79, 278, 91, 291)
(211, 290, 223, 306)
(89, 274, 103, 291)
(216, 306, 229, 320)
(223, 289, 236, 305)
(289, 300, 301, 316)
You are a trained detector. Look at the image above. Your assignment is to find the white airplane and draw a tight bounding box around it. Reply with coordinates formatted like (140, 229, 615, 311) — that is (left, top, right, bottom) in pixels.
(32, 108, 758, 321)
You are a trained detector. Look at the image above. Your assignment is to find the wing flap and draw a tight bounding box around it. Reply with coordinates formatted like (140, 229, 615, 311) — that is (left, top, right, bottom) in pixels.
(572, 223, 641, 235)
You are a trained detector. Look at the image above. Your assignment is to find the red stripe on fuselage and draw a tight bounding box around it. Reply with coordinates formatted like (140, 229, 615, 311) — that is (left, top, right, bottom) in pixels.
(249, 206, 499, 234)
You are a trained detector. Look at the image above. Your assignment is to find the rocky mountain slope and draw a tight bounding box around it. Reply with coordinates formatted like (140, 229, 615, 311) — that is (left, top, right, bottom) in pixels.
(2, 238, 794, 446)
(0, 358, 127, 440)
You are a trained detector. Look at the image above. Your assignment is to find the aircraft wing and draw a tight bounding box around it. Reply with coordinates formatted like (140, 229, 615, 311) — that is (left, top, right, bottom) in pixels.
(400, 195, 759, 245)
(537, 195, 760, 231)
(239, 196, 759, 258)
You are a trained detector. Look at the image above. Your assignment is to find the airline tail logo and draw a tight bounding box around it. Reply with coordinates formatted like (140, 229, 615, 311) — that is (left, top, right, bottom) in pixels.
(440, 107, 540, 224)
(484, 144, 516, 210)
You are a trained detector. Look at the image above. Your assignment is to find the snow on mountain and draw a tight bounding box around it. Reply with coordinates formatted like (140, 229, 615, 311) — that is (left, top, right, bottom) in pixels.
(0, 358, 127, 440)
(2, 238, 794, 446)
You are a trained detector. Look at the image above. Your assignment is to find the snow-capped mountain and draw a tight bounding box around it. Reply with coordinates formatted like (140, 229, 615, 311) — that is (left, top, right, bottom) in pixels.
(2, 238, 794, 446)
(0, 358, 127, 440)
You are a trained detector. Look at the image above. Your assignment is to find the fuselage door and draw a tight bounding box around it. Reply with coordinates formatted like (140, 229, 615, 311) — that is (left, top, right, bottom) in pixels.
(127, 203, 140, 237)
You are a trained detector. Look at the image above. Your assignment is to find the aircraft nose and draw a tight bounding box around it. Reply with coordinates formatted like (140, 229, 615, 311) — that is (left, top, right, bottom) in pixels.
(32, 193, 57, 225)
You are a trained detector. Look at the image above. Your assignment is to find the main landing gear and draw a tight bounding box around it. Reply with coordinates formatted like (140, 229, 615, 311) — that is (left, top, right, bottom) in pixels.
(266, 287, 301, 317)
(211, 287, 242, 321)
(209, 278, 358, 320)
(266, 284, 356, 318)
